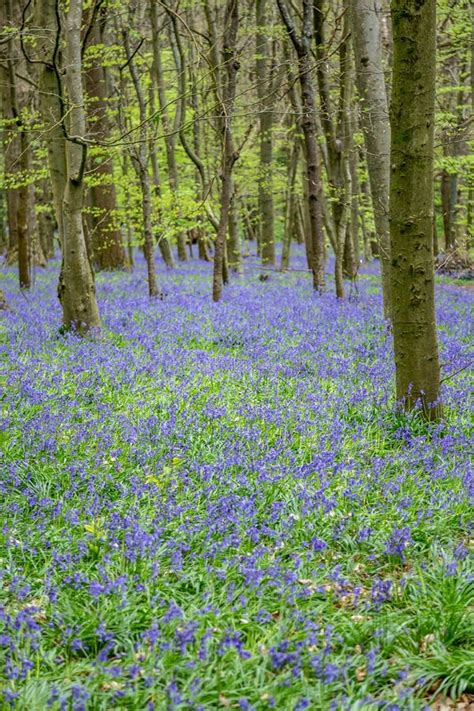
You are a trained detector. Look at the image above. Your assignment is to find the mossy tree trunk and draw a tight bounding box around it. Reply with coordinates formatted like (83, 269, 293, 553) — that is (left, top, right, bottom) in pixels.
(389, 0, 441, 420)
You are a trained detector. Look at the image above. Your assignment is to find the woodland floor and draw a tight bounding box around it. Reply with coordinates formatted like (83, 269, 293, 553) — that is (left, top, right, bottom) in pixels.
(0, 248, 472, 710)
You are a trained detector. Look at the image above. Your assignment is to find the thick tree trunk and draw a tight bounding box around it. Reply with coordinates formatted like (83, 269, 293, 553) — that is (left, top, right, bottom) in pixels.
(350, 0, 391, 317)
(58, 0, 101, 333)
(389, 0, 441, 419)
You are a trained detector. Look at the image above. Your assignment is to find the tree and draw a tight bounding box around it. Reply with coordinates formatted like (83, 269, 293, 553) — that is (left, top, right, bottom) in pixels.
(150, 4, 187, 262)
(120, 6, 160, 298)
(1, 0, 30, 288)
(211, 0, 240, 302)
(256, 0, 275, 267)
(58, 0, 101, 333)
(34, 0, 67, 253)
(350, 0, 391, 317)
(389, 0, 441, 419)
(277, 0, 325, 291)
(84, 5, 126, 271)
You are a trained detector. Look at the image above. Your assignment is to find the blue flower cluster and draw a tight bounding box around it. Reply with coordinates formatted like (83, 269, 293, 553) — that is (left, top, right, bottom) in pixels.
(0, 248, 472, 708)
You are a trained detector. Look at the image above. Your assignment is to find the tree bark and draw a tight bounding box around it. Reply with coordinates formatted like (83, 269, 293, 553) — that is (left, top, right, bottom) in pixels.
(277, 0, 325, 290)
(35, 0, 67, 250)
(1, 0, 30, 287)
(280, 137, 301, 271)
(212, 0, 240, 302)
(122, 19, 160, 298)
(148, 84, 175, 268)
(150, 4, 187, 261)
(389, 0, 441, 419)
(58, 0, 101, 333)
(84, 12, 126, 271)
(350, 0, 391, 316)
(256, 0, 275, 266)
(227, 183, 242, 273)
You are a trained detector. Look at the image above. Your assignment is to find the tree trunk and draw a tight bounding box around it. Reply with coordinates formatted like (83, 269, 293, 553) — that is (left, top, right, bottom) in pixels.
(58, 0, 101, 333)
(389, 0, 441, 420)
(122, 21, 160, 298)
(1, 0, 30, 286)
(440, 168, 457, 250)
(38, 179, 55, 260)
(277, 0, 325, 290)
(212, 0, 240, 302)
(35, 0, 67, 250)
(349, 106, 361, 268)
(227, 183, 242, 273)
(281, 138, 301, 271)
(256, 0, 275, 266)
(350, 0, 391, 317)
(150, 4, 187, 261)
(148, 85, 175, 269)
(84, 16, 126, 271)
(17, 131, 30, 288)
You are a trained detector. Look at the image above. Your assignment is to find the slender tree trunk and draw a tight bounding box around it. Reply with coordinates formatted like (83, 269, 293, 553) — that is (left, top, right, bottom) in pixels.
(148, 86, 175, 268)
(84, 19, 126, 271)
(58, 0, 101, 333)
(349, 108, 361, 268)
(340, 18, 356, 282)
(150, 4, 187, 261)
(440, 167, 457, 250)
(281, 138, 300, 271)
(17, 131, 30, 288)
(2, 0, 30, 286)
(432, 196, 439, 258)
(35, 0, 67, 250)
(277, 0, 325, 290)
(122, 22, 160, 297)
(28, 173, 46, 268)
(212, 0, 240, 302)
(350, 0, 391, 317)
(37, 179, 56, 259)
(256, 0, 275, 266)
(227, 182, 242, 273)
(389, 0, 441, 419)
(314, 0, 346, 295)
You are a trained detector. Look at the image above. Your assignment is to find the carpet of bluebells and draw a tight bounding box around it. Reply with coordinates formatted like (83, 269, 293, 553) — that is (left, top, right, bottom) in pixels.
(0, 248, 473, 711)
